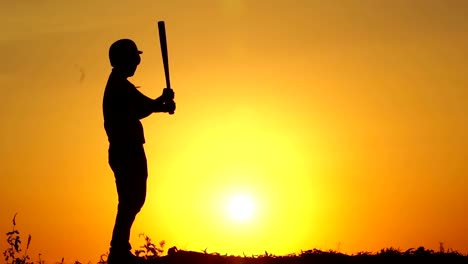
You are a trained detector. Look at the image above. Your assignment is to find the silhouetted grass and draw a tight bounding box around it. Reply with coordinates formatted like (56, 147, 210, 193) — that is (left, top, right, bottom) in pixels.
(4, 215, 468, 264)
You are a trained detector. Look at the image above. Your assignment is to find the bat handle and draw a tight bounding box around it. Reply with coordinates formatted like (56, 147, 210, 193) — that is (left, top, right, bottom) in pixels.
(166, 87, 174, 115)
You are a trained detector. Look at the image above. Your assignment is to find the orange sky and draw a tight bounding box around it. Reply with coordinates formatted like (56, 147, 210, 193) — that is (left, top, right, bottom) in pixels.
(1, 0, 467, 262)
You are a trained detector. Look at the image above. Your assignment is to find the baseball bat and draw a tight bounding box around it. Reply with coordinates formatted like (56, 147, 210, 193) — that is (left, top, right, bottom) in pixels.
(158, 21, 174, 115)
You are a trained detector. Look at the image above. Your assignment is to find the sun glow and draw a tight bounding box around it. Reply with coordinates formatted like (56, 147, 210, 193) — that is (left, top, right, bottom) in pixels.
(227, 194, 255, 222)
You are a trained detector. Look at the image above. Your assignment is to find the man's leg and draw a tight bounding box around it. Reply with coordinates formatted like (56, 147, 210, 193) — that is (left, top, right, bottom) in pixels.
(108, 144, 148, 261)
(111, 177, 147, 252)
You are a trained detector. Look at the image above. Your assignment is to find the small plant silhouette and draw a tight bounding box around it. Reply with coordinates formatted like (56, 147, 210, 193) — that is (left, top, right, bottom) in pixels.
(3, 214, 32, 264)
(134, 234, 165, 259)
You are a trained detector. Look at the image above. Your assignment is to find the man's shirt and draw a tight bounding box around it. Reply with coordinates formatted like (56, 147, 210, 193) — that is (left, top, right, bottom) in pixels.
(103, 69, 155, 146)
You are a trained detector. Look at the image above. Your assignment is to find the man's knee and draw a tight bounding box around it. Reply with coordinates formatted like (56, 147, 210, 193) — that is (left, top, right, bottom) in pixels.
(119, 194, 145, 214)
(134, 194, 146, 212)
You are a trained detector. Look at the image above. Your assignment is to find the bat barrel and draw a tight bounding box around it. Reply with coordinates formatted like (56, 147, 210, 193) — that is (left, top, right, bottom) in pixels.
(158, 21, 171, 89)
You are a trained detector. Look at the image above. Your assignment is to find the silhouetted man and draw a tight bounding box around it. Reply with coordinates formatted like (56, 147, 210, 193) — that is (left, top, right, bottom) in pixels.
(103, 39, 175, 264)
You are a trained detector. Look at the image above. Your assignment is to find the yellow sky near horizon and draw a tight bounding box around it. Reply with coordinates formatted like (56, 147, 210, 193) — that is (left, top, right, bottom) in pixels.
(1, 0, 467, 262)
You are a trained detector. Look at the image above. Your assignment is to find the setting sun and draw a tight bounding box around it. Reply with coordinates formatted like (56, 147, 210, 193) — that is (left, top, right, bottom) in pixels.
(227, 194, 255, 222)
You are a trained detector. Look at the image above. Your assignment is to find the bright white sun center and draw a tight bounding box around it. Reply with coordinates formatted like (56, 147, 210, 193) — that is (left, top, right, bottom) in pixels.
(228, 195, 255, 222)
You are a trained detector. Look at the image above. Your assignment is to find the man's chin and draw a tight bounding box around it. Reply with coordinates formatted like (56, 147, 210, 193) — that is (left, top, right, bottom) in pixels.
(127, 70, 136, 77)
(128, 68, 137, 77)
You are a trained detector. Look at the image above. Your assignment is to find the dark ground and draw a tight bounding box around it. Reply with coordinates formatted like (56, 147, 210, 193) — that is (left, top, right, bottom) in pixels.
(142, 247, 468, 264)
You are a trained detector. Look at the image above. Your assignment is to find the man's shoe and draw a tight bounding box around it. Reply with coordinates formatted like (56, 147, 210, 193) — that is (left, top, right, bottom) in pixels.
(108, 250, 143, 264)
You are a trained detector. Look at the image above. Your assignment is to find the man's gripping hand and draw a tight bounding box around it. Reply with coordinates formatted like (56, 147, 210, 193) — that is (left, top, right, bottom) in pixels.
(161, 88, 175, 101)
(153, 88, 175, 114)
(164, 100, 176, 113)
